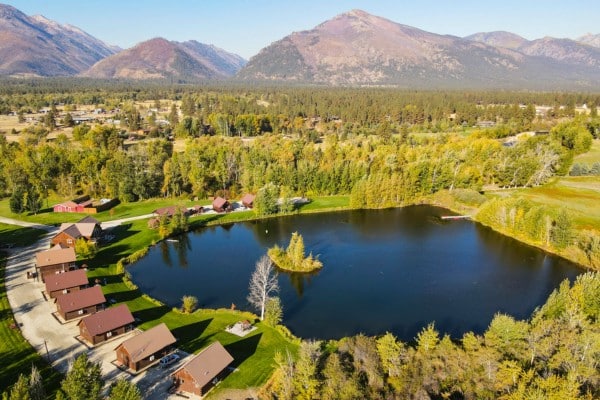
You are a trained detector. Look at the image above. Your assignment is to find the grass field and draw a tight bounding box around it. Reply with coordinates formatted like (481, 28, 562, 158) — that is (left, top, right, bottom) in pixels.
(499, 176, 600, 230)
(0, 226, 63, 395)
(573, 139, 600, 166)
(0, 223, 48, 248)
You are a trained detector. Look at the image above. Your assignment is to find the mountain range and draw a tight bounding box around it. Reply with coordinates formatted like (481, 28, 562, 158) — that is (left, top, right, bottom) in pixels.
(1, 4, 599, 88)
(81, 38, 246, 80)
(238, 9, 600, 88)
(0, 4, 117, 76)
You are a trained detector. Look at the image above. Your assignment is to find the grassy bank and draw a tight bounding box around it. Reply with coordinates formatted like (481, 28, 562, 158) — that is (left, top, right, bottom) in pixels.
(85, 219, 298, 396)
(0, 227, 62, 395)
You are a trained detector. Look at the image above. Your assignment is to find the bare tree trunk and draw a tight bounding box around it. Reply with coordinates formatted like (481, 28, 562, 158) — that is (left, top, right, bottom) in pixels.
(248, 255, 279, 320)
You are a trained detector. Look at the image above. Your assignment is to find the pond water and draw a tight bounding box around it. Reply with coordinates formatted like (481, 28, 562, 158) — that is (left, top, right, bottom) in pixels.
(128, 206, 581, 341)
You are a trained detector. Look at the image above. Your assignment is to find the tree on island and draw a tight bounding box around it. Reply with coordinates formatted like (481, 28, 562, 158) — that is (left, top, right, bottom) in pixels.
(268, 232, 322, 273)
(247, 255, 279, 320)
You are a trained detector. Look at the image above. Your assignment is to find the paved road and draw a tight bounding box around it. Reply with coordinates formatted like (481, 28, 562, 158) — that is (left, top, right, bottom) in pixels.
(100, 214, 156, 230)
(0, 216, 56, 232)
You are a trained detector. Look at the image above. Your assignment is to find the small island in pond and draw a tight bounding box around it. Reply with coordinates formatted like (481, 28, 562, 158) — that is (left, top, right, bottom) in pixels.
(268, 232, 323, 273)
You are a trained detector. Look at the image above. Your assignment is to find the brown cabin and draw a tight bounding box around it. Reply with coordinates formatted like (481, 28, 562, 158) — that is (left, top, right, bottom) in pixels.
(55, 285, 105, 321)
(171, 341, 234, 397)
(51, 216, 102, 248)
(153, 206, 189, 217)
(241, 193, 255, 209)
(212, 197, 231, 213)
(44, 269, 88, 299)
(35, 245, 77, 282)
(78, 303, 135, 345)
(115, 322, 176, 372)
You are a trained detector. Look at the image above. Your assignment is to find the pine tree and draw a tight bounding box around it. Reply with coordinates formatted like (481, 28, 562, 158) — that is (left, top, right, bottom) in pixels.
(8, 374, 30, 400)
(60, 353, 103, 400)
(107, 379, 141, 400)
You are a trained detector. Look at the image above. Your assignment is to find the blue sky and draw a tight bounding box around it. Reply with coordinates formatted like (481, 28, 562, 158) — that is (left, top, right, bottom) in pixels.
(6, 0, 599, 59)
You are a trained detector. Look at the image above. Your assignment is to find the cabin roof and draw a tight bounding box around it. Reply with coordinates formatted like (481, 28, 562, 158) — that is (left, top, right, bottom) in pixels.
(44, 269, 88, 292)
(35, 247, 76, 267)
(172, 341, 233, 389)
(77, 303, 134, 336)
(115, 322, 176, 363)
(56, 285, 105, 313)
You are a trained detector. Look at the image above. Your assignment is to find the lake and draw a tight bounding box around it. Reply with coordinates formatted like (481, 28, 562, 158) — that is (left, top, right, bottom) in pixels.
(128, 206, 581, 341)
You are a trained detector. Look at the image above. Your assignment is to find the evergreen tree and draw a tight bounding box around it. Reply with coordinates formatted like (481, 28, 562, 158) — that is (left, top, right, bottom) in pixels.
(264, 296, 283, 326)
(107, 379, 141, 400)
(9, 185, 26, 214)
(551, 210, 572, 249)
(60, 353, 103, 400)
(29, 365, 45, 400)
(8, 374, 30, 400)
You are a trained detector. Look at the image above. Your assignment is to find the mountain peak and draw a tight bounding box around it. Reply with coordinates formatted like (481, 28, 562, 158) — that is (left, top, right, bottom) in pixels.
(0, 3, 118, 76)
(465, 31, 528, 49)
(83, 37, 245, 80)
(0, 3, 24, 19)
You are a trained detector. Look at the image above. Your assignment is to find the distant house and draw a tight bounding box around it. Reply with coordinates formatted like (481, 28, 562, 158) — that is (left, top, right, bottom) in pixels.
(153, 206, 189, 218)
(115, 322, 177, 372)
(212, 197, 231, 213)
(51, 216, 102, 248)
(190, 205, 205, 215)
(241, 194, 255, 209)
(55, 285, 105, 321)
(78, 303, 135, 345)
(171, 341, 234, 397)
(35, 245, 77, 282)
(44, 269, 88, 299)
(53, 196, 93, 213)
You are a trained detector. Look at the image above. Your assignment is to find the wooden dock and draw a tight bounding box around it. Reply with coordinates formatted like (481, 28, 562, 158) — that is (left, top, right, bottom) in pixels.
(440, 215, 471, 220)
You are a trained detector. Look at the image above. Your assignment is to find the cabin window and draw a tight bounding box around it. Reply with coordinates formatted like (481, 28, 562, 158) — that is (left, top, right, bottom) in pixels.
(78, 309, 84, 315)
(106, 331, 112, 338)
(62, 289, 68, 294)
(67, 239, 73, 244)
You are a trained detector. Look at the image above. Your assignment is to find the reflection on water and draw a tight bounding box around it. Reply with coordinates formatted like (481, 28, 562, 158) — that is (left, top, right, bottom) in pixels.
(128, 206, 581, 340)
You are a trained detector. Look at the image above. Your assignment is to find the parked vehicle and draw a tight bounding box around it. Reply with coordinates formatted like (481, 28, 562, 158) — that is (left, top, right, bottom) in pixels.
(159, 353, 180, 368)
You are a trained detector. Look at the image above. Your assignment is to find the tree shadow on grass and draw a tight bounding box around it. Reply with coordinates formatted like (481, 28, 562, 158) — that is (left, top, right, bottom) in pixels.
(105, 289, 141, 303)
(132, 305, 170, 323)
(225, 332, 263, 368)
(172, 319, 213, 352)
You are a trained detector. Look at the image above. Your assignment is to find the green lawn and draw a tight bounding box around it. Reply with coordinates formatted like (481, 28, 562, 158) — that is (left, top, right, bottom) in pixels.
(85, 219, 298, 395)
(0, 252, 62, 396)
(0, 223, 48, 248)
(298, 195, 349, 212)
(573, 139, 600, 166)
(500, 176, 600, 230)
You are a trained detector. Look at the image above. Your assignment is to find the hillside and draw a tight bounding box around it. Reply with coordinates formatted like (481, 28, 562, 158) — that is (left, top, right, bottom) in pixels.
(0, 3, 117, 76)
(238, 9, 600, 88)
(82, 37, 246, 80)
